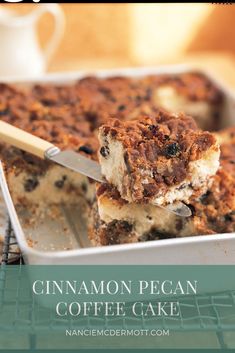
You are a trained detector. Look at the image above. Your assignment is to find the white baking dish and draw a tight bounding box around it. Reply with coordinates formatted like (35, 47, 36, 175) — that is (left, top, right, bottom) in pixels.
(0, 65, 235, 265)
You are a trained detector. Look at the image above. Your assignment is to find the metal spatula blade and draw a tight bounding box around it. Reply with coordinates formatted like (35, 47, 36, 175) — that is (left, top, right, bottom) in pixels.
(45, 148, 104, 183)
(160, 202, 192, 218)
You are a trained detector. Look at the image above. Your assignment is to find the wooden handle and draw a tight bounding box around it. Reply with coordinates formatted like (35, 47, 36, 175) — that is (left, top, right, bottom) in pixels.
(0, 121, 55, 159)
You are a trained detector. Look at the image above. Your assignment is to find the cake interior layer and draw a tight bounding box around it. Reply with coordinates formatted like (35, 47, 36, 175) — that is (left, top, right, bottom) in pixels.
(6, 163, 94, 207)
(97, 191, 195, 240)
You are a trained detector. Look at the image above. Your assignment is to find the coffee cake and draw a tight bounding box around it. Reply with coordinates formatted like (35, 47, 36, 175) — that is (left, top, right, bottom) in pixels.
(98, 112, 220, 206)
(0, 72, 231, 249)
(89, 127, 235, 246)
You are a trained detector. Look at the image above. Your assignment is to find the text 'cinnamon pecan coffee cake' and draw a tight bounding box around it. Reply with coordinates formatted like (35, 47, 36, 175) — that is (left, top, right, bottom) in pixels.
(0, 71, 233, 248)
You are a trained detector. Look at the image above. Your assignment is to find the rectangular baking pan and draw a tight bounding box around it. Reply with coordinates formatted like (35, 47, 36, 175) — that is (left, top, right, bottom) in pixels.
(0, 65, 235, 265)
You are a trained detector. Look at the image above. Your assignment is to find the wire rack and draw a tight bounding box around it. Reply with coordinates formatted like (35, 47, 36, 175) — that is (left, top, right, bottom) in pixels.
(1, 220, 22, 265)
(0, 221, 235, 349)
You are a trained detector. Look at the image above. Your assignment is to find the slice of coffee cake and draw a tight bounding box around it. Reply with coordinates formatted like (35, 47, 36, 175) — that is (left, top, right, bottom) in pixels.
(89, 127, 235, 246)
(98, 112, 220, 206)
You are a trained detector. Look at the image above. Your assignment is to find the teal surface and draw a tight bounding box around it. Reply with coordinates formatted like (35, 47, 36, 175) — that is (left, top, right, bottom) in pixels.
(0, 265, 235, 350)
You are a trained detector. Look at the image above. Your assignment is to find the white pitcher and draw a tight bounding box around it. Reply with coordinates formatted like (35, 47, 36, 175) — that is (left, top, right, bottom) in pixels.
(0, 4, 65, 78)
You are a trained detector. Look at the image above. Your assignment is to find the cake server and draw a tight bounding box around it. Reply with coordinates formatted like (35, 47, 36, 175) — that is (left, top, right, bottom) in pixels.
(0, 120, 104, 182)
(0, 121, 191, 217)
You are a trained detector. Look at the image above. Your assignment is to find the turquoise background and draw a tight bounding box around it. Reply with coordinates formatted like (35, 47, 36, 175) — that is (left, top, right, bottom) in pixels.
(0, 265, 235, 350)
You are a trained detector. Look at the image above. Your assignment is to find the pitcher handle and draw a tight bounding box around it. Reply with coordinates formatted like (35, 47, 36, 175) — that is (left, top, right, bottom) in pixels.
(35, 4, 65, 63)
